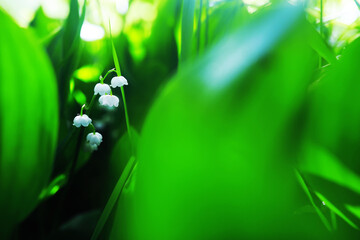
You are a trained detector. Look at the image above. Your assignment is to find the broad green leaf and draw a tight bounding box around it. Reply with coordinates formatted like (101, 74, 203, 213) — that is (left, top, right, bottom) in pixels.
(0, 10, 58, 238)
(109, 4, 327, 239)
(302, 36, 360, 229)
(305, 21, 336, 65)
(307, 37, 360, 176)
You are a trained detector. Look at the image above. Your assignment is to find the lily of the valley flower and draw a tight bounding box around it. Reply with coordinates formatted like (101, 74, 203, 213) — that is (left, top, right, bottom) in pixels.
(86, 132, 103, 150)
(110, 76, 128, 88)
(99, 94, 119, 107)
(87, 132, 103, 145)
(94, 83, 111, 95)
(73, 114, 92, 127)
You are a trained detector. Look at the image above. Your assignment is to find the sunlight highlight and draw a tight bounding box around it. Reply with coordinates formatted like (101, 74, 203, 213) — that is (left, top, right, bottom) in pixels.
(116, 0, 129, 14)
(323, 0, 360, 25)
(80, 21, 105, 42)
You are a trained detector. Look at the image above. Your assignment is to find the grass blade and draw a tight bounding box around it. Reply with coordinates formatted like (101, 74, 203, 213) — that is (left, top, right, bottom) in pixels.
(109, 21, 131, 140)
(91, 156, 137, 240)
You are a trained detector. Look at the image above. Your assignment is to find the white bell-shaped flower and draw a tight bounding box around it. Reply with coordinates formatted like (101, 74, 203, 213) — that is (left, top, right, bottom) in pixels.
(88, 143, 98, 151)
(110, 76, 128, 88)
(94, 83, 111, 95)
(86, 132, 103, 146)
(73, 114, 92, 127)
(99, 95, 119, 107)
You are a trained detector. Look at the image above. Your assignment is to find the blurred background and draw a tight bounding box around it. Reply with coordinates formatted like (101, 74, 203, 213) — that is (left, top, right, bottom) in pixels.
(1, 0, 360, 239)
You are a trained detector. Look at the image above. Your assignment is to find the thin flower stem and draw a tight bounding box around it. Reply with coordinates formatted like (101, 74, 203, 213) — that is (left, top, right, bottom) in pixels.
(89, 123, 96, 134)
(86, 95, 97, 116)
(80, 104, 86, 115)
(120, 86, 131, 140)
(109, 21, 132, 140)
(102, 68, 116, 81)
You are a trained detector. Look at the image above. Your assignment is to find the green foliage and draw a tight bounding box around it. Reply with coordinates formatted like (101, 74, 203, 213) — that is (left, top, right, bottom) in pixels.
(299, 36, 360, 232)
(180, 0, 195, 63)
(107, 4, 326, 239)
(1, 0, 360, 239)
(0, 9, 58, 238)
(47, 0, 86, 112)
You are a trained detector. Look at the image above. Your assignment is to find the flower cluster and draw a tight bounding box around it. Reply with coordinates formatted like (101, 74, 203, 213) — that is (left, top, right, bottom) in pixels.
(72, 69, 128, 151)
(94, 74, 128, 108)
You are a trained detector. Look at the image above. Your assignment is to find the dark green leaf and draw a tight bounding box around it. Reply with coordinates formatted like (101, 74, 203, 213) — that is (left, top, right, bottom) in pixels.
(0, 10, 58, 238)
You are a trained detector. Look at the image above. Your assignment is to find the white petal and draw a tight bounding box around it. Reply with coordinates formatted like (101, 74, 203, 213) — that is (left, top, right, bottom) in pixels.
(111, 95, 119, 107)
(89, 143, 98, 151)
(80, 114, 92, 127)
(102, 95, 110, 106)
(95, 132, 103, 141)
(86, 133, 93, 142)
(73, 115, 82, 127)
(99, 95, 117, 107)
(99, 95, 110, 106)
(99, 84, 111, 95)
(86, 132, 102, 145)
(94, 83, 102, 95)
(94, 83, 111, 95)
(110, 76, 128, 88)
(99, 95, 105, 105)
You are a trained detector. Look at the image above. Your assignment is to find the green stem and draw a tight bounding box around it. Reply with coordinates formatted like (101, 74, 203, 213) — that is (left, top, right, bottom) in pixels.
(103, 68, 116, 81)
(80, 104, 86, 115)
(109, 21, 132, 140)
(120, 86, 131, 140)
(89, 123, 96, 134)
(319, 0, 323, 67)
(85, 95, 97, 117)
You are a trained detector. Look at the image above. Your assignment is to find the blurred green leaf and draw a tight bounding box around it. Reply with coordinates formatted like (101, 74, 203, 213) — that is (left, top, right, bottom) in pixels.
(108, 4, 326, 239)
(180, 0, 195, 63)
(307, 37, 360, 176)
(300, 38, 360, 230)
(109, 127, 140, 181)
(305, 21, 336, 65)
(73, 90, 87, 105)
(206, 0, 249, 46)
(0, 10, 58, 238)
(39, 174, 66, 200)
(74, 65, 102, 82)
(47, 0, 86, 112)
(300, 142, 360, 229)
